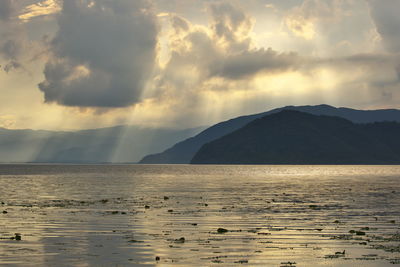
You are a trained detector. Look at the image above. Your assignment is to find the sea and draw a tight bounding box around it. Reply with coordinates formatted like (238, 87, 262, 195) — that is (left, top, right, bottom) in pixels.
(0, 164, 399, 266)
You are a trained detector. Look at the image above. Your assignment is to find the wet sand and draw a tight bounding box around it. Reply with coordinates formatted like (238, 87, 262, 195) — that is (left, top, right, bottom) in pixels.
(0, 164, 399, 266)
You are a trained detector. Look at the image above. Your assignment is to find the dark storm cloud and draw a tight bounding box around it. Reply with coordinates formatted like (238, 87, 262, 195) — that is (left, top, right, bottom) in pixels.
(367, 0, 400, 53)
(39, 0, 159, 107)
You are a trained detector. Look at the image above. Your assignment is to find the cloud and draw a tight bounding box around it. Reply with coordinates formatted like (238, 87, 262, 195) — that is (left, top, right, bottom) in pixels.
(0, 0, 25, 72)
(309, 52, 400, 107)
(209, 2, 301, 79)
(3, 0, 400, 131)
(367, 0, 400, 53)
(284, 0, 348, 40)
(18, 0, 61, 21)
(0, 114, 16, 128)
(140, 2, 304, 126)
(3, 60, 21, 73)
(209, 2, 253, 52)
(39, 0, 159, 107)
(366, 0, 400, 95)
(219, 48, 300, 79)
(0, 39, 21, 61)
(0, 0, 14, 21)
(159, 2, 300, 90)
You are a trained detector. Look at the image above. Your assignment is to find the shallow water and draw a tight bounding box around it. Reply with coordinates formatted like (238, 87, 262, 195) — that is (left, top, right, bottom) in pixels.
(0, 164, 399, 266)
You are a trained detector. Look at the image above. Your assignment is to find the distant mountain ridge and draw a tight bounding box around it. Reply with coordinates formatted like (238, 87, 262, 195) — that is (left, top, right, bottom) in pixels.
(0, 125, 204, 163)
(139, 104, 400, 164)
(191, 110, 400, 164)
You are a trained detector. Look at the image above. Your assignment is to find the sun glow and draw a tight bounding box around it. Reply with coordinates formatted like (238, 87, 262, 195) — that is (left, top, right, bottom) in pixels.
(253, 69, 338, 97)
(19, 0, 61, 21)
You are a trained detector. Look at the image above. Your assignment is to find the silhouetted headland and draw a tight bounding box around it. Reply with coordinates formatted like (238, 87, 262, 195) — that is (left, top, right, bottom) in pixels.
(191, 110, 400, 164)
(140, 104, 400, 164)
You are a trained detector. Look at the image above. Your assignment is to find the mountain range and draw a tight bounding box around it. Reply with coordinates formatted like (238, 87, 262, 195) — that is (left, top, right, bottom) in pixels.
(3, 104, 400, 164)
(191, 110, 400, 164)
(139, 104, 400, 164)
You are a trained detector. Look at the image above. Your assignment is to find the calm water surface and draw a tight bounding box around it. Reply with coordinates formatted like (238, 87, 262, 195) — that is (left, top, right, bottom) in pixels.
(0, 165, 399, 266)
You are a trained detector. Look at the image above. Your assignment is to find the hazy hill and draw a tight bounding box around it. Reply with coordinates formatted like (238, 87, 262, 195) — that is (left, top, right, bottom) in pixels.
(139, 104, 400, 164)
(0, 125, 204, 163)
(191, 110, 400, 164)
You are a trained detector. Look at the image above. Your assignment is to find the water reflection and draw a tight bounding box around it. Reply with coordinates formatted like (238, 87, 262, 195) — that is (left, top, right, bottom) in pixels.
(0, 165, 399, 266)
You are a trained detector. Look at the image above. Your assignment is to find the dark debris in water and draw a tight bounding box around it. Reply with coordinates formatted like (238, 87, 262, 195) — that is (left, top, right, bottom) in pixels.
(14, 233, 21, 241)
(128, 239, 144, 243)
(388, 258, 400, 264)
(324, 254, 346, 259)
(0, 233, 22, 241)
(280, 261, 296, 267)
(234, 259, 248, 264)
(174, 237, 185, 243)
(217, 228, 229, 234)
(372, 244, 400, 253)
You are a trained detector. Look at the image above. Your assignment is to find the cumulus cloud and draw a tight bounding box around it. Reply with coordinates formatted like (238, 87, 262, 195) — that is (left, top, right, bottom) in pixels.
(136, 2, 305, 126)
(39, 0, 159, 107)
(158, 2, 300, 92)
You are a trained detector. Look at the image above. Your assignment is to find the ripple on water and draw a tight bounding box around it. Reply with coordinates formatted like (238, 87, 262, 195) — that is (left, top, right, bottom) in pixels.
(0, 164, 399, 266)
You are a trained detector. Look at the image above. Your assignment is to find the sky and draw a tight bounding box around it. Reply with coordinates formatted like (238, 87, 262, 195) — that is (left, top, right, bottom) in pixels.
(0, 0, 399, 130)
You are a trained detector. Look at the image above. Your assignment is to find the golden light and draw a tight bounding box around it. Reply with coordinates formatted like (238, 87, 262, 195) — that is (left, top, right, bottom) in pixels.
(18, 0, 61, 21)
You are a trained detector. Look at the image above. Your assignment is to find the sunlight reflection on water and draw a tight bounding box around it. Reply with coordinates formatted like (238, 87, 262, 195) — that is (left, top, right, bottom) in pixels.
(0, 165, 399, 266)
